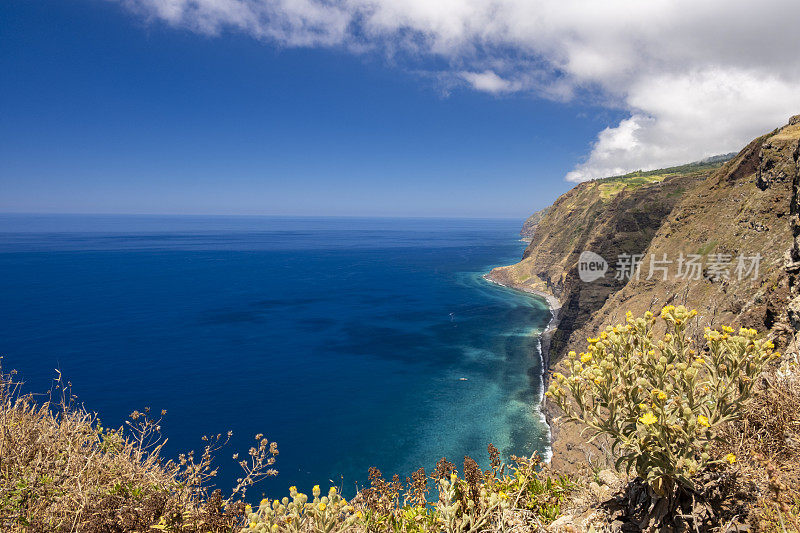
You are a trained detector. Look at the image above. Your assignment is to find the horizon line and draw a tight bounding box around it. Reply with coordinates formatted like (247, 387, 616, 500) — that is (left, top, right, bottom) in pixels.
(0, 211, 526, 221)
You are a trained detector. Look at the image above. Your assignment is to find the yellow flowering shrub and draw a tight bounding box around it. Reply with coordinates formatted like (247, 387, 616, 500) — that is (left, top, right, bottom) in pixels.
(241, 451, 574, 532)
(546, 306, 778, 493)
(243, 485, 357, 533)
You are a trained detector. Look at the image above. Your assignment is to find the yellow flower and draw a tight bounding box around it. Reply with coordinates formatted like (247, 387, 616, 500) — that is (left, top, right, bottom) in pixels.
(245, 504, 252, 514)
(580, 353, 592, 363)
(568, 350, 576, 358)
(697, 415, 710, 427)
(319, 502, 326, 511)
(657, 391, 667, 401)
(639, 412, 658, 425)
(249, 523, 257, 529)
(725, 453, 737, 464)
(694, 357, 705, 365)
(356, 511, 364, 519)
(289, 486, 297, 494)
(260, 498, 269, 507)
(498, 491, 508, 500)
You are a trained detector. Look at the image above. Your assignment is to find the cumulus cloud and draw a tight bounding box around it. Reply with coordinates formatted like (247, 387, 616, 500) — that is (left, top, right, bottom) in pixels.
(566, 70, 800, 181)
(116, 0, 800, 181)
(459, 71, 520, 94)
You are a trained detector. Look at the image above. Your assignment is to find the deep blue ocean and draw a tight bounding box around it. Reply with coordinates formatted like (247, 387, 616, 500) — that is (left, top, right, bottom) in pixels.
(0, 214, 550, 499)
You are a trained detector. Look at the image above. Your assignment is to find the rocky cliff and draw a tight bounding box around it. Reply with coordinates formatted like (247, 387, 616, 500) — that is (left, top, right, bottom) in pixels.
(488, 162, 717, 363)
(568, 122, 799, 355)
(490, 115, 800, 474)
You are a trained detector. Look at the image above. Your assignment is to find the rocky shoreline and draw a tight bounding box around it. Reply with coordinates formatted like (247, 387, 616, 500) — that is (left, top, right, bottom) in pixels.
(483, 271, 563, 463)
(482, 272, 560, 372)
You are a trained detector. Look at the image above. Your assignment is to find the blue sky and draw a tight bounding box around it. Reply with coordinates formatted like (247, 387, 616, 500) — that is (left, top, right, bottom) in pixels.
(0, 0, 606, 218)
(2, 0, 799, 217)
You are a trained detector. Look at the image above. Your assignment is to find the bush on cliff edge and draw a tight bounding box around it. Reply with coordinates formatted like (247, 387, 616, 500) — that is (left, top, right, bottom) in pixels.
(0, 362, 277, 532)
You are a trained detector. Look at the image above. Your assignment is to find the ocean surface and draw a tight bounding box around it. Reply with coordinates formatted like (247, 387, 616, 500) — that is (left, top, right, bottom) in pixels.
(0, 214, 551, 498)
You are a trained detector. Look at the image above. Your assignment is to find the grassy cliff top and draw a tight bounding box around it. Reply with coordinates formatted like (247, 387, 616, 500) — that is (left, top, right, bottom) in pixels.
(594, 154, 735, 200)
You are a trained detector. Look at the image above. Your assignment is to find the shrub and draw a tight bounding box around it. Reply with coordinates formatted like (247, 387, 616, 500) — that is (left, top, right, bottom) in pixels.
(546, 306, 778, 495)
(0, 362, 277, 532)
(242, 450, 575, 532)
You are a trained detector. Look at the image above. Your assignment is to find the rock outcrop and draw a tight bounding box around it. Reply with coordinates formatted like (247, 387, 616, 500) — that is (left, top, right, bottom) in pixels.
(782, 115, 800, 357)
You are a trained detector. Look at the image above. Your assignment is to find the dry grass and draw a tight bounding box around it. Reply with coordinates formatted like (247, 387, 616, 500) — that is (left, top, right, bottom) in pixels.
(0, 361, 277, 532)
(731, 374, 800, 463)
(719, 355, 800, 532)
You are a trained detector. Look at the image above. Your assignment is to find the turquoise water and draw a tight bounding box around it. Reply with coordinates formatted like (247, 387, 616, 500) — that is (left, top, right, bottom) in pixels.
(0, 214, 551, 497)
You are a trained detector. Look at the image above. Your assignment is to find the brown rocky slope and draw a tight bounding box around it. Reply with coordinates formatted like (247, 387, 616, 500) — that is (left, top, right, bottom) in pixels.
(488, 115, 800, 476)
(488, 160, 718, 367)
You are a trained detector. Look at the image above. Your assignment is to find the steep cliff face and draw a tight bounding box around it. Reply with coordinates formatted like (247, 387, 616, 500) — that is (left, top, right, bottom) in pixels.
(568, 119, 800, 355)
(550, 118, 800, 473)
(493, 120, 799, 369)
(497, 116, 800, 474)
(488, 166, 713, 360)
(780, 115, 800, 356)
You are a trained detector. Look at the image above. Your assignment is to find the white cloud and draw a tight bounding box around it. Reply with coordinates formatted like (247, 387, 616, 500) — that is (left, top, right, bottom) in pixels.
(116, 0, 800, 181)
(567, 70, 800, 181)
(459, 71, 519, 94)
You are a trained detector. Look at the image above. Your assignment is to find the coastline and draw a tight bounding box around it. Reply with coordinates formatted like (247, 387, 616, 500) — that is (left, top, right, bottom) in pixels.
(482, 272, 561, 462)
(481, 273, 561, 372)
